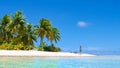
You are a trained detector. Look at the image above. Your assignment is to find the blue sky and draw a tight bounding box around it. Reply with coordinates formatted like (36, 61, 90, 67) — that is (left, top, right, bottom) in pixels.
(0, 0, 120, 54)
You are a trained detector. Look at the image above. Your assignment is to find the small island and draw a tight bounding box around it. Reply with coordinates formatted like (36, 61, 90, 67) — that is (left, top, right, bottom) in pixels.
(0, 11, 61, 51)
(0, 11, 95, 57)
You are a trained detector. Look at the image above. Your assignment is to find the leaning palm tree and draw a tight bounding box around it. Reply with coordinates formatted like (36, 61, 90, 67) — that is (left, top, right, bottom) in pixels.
(35, 18, 52, 46)
(50, 27, 60, 44)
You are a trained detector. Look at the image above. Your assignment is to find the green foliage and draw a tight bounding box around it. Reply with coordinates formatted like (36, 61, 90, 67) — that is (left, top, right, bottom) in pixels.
(37, 43, 61, 52)
(14, 43, 24, 50)
(0, 11, 61, 51)
(35, 18, 52, 46)
(40, 42, 47, 47)
(50, 28, 60, 44)
(43, 44, 61, 52)
(0, 11, 37, 47)
(0, 42, 34, 50)
(0, 42, 14, 50)
(37, 47, 44, 51)
(37, 42, 47, 51)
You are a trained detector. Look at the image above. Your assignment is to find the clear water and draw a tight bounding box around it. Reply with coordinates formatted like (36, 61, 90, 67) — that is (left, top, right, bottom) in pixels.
(0, 57, 120, 68)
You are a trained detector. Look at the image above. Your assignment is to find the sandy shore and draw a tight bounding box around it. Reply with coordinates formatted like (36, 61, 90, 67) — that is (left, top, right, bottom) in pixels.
(0, 50, 96, 57)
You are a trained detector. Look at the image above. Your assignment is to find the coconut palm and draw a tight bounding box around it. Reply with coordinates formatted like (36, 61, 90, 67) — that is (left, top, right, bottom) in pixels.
(0, 11, 61, 50)
(0, 14, 11, 42)
(11, 11, 27, 44)
(35, 18, 52, 46)
(22, 24, 37, 46)
(50, 28, 60, 44)
(0, 22, 3, 44)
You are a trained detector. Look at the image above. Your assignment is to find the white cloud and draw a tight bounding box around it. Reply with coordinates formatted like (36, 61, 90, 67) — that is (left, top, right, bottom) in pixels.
(77, 21, 88, 27)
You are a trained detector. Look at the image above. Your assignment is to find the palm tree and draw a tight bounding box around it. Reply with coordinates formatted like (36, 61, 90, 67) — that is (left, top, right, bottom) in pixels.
(0, 14, 11, 42)
(22, 24, 37, 46)
(0, 23, 3, 44)
(50, 28, 60, 44)
(11, 11, 27, 44)
(35, 18, 52, 46)
(0, 11, 61, 50)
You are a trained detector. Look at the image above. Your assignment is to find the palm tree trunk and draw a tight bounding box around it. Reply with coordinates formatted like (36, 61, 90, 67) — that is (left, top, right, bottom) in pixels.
(40, 38, 43, 47)
(3, 30, 6, 40)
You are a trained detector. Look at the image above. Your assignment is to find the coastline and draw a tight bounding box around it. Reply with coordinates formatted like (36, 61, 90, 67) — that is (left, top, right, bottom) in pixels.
(0, 50, 96, 57)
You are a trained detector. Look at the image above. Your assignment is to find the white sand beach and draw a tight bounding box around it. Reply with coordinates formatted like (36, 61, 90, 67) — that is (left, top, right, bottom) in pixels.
(0, 50, 95, 57)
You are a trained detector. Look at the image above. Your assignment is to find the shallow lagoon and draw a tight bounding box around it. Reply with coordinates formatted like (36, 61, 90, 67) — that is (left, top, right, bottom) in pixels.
(0, 56, 120, 68)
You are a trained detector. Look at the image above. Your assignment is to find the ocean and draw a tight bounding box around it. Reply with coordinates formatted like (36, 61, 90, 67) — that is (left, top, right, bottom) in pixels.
(0, 56, 120, 68)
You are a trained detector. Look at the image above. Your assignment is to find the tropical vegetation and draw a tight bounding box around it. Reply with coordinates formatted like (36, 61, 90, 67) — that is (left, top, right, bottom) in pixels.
(0, 11, 61, 51)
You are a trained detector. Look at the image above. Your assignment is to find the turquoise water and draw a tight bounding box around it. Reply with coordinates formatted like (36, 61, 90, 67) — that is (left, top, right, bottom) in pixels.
(0, 57, 120, 68)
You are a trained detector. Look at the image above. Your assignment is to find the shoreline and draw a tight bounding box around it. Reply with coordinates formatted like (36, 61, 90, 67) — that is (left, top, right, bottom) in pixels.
(0, 50, 96, 57)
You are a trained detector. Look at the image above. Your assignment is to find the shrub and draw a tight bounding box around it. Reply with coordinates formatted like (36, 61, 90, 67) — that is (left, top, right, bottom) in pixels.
(44, 44, 61, 52)
(0, 42, 14, 50)
(37, 47, 44, 51)
(0, 42, 34, 50)
(14, 43, 24, 50)
(24, 45, 34, 50)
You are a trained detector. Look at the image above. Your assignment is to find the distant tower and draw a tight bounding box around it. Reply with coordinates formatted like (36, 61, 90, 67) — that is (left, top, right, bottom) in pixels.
(80, 45, 82, 54)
